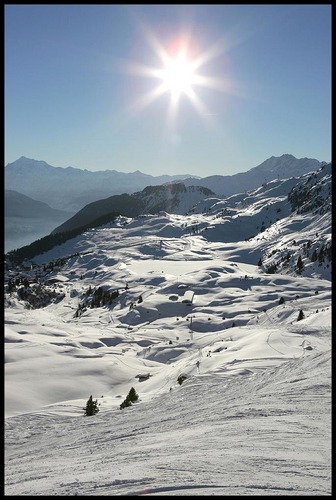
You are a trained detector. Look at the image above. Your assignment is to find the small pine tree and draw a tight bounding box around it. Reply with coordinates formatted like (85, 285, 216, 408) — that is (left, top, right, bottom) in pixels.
(297, 309, 304, 321)
(177, 375, 187, 385)
(84, 395, 99, 416)
(297, 255, 304, 273)
(318, 247, 325, 263)
(128, 387, 139, 403)
(120, 387, 139, 410)
(258, 257, 262, 266)
(311, 249, 318, 262)
(120, 399, 132, 410)
(279, 296, 285, 305)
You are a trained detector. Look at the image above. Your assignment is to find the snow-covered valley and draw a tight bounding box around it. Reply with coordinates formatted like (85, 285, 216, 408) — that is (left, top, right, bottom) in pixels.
(4, 172, 332, 495)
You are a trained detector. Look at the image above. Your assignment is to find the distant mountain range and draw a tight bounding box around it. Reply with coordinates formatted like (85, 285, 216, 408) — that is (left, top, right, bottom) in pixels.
(182, 154, 325, 196)
(5, 154, 325, 213)
(5, 157, 198, 213)
(4, 153, 328, 252)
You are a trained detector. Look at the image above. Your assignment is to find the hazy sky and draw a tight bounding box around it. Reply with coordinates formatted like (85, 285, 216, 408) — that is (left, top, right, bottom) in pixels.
(5, 4, 331, 176)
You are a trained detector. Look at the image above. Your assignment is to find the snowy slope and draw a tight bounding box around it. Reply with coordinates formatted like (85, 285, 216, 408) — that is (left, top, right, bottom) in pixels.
(51, 183, 214, 234)
(5, 350, 331, 495)
(4, 163, 331, 495)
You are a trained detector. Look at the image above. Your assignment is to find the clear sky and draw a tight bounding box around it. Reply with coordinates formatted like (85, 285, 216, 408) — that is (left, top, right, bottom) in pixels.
(5, 4, 331, 176)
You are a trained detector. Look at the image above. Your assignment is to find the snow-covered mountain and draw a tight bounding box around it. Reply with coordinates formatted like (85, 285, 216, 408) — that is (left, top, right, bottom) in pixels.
(5, 162, 331, 277)
(4, 157, 199, 213)
(51, 183, 214, 235)
(4, 161, 331, 495)
(182, 154, 326, 196)
(4, 154, 326, 252)
(46, 162, 331, 249)
(46, 158, 330, 237)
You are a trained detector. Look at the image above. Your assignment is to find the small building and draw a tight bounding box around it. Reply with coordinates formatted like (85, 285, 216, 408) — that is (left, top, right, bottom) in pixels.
(45, 274, 69, 284)
(135, 373, 151, 382)
(22, 260, 33, 270)
(182, 290, 194, 304)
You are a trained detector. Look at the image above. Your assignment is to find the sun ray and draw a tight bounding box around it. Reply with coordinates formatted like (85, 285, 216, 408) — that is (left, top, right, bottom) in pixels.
(131, 82, 168, 113)
(183, 87, 214, 125)
(191, 37, 227, 72)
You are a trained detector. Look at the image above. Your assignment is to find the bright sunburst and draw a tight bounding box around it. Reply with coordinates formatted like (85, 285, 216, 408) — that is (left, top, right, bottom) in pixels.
(159, 51, 197, 99)
(122, 24, 237, 124)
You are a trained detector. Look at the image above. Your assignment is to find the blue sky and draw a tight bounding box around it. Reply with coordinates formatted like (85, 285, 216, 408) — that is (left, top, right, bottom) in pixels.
(5, 4, 331, 176)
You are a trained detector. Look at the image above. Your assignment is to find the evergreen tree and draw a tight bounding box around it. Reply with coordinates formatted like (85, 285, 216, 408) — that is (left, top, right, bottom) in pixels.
(120, 387, 139, 409)
(297, 256, 304, 273)
(84, 395, 99, 416)
(297, 309, 304, 321)
(7, 279, 15, 294)
(311, 249, 318, 262)
(318, 246, 325, 263)
(128, 387, 139, 403)
(120, 399, 132, 410)
(177, 375, 187, 385)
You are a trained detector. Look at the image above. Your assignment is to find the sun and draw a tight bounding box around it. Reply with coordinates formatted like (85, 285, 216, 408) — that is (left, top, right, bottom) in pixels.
(122, 24, 237, 124)
(159, 51, 197, 100)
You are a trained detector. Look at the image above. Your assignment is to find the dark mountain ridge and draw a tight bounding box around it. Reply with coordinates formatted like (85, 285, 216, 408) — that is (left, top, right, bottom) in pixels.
(51, 183, 214, 234)
(5, 190, 70, 219)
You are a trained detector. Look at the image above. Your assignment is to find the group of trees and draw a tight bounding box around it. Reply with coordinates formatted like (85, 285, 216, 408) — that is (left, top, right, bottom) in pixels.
(6, 276, 32, 293)
(296, 241, 332, 274)
(309, 242, 332, 264)
(287, 167, 331, 216)
(83, 387, 141, 416)
(86, 286, 120, 308)
(74, 286, 121, 318)
(84, 388, 140, 416)
(6, 279, 65, 309)
(260, 238, 332, 277)
(120, 387, 139, 409)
